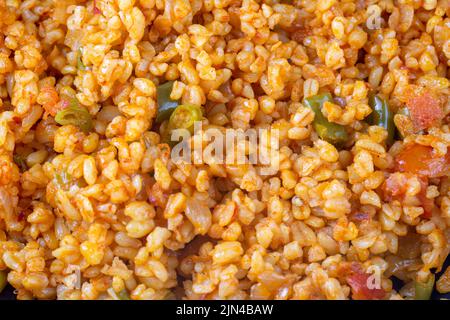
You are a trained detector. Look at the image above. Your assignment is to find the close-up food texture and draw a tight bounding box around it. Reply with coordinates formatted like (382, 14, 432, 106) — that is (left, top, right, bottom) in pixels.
(0, 0, 449, 300)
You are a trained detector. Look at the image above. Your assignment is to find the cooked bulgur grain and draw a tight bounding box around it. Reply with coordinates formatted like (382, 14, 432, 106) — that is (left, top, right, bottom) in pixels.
(0, 0, 448, 300)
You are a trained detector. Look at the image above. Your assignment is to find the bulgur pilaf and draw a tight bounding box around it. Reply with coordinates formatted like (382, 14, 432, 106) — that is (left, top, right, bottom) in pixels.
(0, 0, 449, 300)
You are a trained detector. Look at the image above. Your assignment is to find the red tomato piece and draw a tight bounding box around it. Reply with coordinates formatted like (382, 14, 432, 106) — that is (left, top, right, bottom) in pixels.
(382, 172, 408, 202)
(406, 91, 444, 131)
(382, 173, 434, 218)
(346, 264, 386, 300)
(395, 144, 450, 178)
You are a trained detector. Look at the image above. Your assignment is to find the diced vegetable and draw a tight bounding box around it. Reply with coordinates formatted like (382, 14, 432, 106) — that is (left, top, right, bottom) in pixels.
(382, 172, 408, 201)
(382, 173, 434, 218)
(117, 289, 130, 300)
(415, 274, 435, 300)
(13, 154, 28, 172)
(0, 270, 7, 294)
(368, 94, 395, 146)
(406, 91, 444, 131)
(55, 99, 93, 132)
(395, 143, 450, 178)
(303, 93, 349, 146)
(346, 267, 386, 300)
(168, 104, 203, 133)
(156, 81, 179, 123)
(161, 104, 203, 145)
(54, 171, 73, 191)
(55, 171, 71, 186)
(77, 48, 86, 71)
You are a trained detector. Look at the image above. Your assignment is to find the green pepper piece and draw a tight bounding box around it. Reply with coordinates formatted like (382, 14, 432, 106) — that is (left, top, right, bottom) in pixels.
(0, 270, 7, 294)
(168, 104, 203, 132)
(156, 81, 179, 123)
(13, 154, 28, 172)
(162, 104, 203, 145)
(55, 99, 93, 132)
(303, 93, 349, 146)
(77, 48, 86, 71)
(117, 289, 130, 300)
(55, 171, 72, 189)
(415, 274, 435, 300)
(368, 94, 395, 146)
